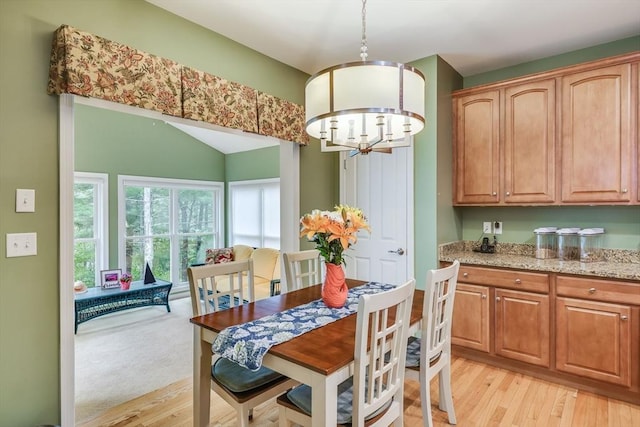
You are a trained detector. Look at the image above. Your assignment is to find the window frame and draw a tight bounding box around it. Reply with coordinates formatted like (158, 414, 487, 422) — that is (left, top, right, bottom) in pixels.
(117, 175, 224, 288)
(73, 172, 109, 287)
(228, 178, 281, 249)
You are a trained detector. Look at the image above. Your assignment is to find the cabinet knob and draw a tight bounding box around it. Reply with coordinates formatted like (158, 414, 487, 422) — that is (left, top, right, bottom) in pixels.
(506, 191, 511, 196)
(463, 272, 469, 278)
(492, 192, 497, 196)
(481, 294, 487, 299)
(588, 287, 596, 294)
(621, 315, 628, 321)
(622, 188, 628, 193)
(515, 278, 522, 284)
(496, 297, 501, 301)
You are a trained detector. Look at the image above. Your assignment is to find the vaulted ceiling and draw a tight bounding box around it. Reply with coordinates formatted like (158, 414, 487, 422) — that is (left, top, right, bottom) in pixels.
(145, 0, 639, 152)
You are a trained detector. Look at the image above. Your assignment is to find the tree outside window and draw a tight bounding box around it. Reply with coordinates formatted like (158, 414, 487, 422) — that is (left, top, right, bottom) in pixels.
(74, 172, 108, 288)
(119, 176, 223, 288)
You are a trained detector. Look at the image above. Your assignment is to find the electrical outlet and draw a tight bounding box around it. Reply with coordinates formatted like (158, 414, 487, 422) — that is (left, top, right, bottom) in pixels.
(494, 221, 503, 235)
(483, 222, 492, 234)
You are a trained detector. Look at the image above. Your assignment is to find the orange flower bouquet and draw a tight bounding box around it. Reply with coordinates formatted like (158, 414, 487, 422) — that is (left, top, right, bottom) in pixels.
(299, 205, 370, 266)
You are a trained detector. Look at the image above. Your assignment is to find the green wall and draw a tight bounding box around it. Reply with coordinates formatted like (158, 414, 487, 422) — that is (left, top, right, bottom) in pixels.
(462, 206, 640, 250)
(226, 146, 279, 181)
(410, 56, 439, 282)
(464, 36, 640, 87)
(75, 104, 227, 267)
(410, 55, 465, 285)
(435, 57, 464, 247)
(459, 37, 640, 250)
(298, 146, 341, 251)
(0, 1, 314, 425)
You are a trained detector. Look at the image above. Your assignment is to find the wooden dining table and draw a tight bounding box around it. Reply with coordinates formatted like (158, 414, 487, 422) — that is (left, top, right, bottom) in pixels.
(190, 279, 425, 427)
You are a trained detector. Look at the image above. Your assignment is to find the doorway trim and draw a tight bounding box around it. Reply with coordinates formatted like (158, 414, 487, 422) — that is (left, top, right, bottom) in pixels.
(58, 94, 300, 426)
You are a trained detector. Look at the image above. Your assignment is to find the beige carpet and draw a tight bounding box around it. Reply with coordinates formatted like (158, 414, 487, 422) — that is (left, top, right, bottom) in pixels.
(75, 295, 193, 423)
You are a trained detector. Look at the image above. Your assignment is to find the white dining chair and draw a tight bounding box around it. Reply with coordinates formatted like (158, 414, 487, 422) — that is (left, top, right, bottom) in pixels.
(405, 260, 460, 426)
(283, 249, 322, 292)
(276, 279, 416, 426)
(187, 260, 297, 427)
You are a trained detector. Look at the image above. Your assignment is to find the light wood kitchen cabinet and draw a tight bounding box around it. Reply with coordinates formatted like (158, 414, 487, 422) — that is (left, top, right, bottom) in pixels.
(453, 80, 556, 205)
(453, 90, 500, 204)
(495, 289, 550, 367)
(447, 262, 640, 405)
(556, 297, 632, 386)
(556, 275, 639, 387)
(452, 265, 550, 366)
(503, 79, 556, 203)
(561, 63, 633, 203)
(451, 283, 490, 352)
(452, 52, 639, 206)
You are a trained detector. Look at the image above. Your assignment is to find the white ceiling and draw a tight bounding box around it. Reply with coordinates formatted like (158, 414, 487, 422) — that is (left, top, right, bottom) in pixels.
(145, 0, 639, 152)
(167, 121, 279, 154)
(146, 0, 639, 76)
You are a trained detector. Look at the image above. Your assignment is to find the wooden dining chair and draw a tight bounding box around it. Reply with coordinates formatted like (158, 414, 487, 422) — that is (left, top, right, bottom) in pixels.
(405, 260, 460, 427)
(187, 260, 297, 427)
(283, 249, 322, 292)
(276, 279, 416, 426)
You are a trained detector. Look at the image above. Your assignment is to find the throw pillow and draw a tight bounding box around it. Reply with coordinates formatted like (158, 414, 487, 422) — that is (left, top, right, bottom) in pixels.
(205, 247, 234, 264)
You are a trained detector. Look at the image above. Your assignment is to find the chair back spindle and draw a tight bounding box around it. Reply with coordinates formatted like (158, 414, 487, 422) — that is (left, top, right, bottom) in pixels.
(283, 250, 322, 292)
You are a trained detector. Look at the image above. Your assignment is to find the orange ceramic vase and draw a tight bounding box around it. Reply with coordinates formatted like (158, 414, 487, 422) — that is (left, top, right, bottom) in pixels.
(322, 263, 348, 308)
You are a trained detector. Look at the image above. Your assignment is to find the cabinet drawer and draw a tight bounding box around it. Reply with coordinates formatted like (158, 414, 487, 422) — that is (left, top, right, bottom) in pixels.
(458, 265, 549, 293)
(557, 276, 640, 305)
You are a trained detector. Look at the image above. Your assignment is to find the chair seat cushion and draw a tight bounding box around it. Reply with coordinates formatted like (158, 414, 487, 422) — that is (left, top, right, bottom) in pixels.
(405, 335, 421, 367)
(211, 357, 284, 393)
(405, 336, 442, 369)
(286, 376, 391, 424)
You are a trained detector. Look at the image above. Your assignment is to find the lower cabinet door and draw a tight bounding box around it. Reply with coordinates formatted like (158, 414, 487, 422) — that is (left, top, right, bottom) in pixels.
(452, 283, 490, 352)
(556, 297, 631, 386)
(495, 289, 550, 367)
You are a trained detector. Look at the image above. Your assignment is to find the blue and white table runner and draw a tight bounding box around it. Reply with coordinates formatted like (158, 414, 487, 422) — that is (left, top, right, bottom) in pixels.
(212, 282, 395, 371)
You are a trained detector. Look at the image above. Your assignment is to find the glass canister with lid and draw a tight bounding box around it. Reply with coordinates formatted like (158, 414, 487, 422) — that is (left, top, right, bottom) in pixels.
(579, 228, 605, 262)
(556, 228, 581, 261)
(533, 227, 557, 259)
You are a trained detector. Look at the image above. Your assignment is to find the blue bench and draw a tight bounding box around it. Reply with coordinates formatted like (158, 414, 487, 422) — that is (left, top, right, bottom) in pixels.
(74, 280, 172, 333)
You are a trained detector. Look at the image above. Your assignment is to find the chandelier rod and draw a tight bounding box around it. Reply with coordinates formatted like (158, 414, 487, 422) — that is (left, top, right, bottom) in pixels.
(360, 0, 368, 61)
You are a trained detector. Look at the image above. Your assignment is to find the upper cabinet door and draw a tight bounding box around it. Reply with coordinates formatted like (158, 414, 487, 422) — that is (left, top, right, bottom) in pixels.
(504, 79, 556, 204)
(561, 64, 632, 203)
(453, 91, 500, 204)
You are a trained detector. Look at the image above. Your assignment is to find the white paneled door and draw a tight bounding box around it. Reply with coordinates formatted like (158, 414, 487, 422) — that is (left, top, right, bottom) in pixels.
(341, 146, 414, 286)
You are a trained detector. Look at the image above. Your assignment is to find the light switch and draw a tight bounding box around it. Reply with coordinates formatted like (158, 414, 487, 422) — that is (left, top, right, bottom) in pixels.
(16, 189, 35, 212)
(6, 233, 37, 257)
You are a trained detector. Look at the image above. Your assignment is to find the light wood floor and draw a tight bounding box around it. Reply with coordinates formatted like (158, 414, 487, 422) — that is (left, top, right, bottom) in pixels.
(78, 356, 639, 427)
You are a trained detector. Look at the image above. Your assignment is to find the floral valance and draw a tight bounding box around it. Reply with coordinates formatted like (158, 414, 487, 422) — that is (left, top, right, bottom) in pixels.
(182, 67, 258, 133)
(47, 25, 308, 145)
(257, 92, 307, 143)
(47, 25, 182, 117)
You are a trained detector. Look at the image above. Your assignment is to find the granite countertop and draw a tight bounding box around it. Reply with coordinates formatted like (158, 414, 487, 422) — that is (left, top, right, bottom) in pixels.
(439, 241, 640, 282)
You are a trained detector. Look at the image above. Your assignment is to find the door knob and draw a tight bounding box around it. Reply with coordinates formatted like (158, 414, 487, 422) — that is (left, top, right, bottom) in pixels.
(388, 248, 405, 256)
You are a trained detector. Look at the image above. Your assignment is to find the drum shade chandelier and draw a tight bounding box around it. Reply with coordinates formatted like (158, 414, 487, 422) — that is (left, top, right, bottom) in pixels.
(305, 0, 425, 153)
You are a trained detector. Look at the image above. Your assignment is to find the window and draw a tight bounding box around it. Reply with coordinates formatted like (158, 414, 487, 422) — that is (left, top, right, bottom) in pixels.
(118, 176, 223, 288)
(228, 179, 280, 249)
(74, 172, 109, 288)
